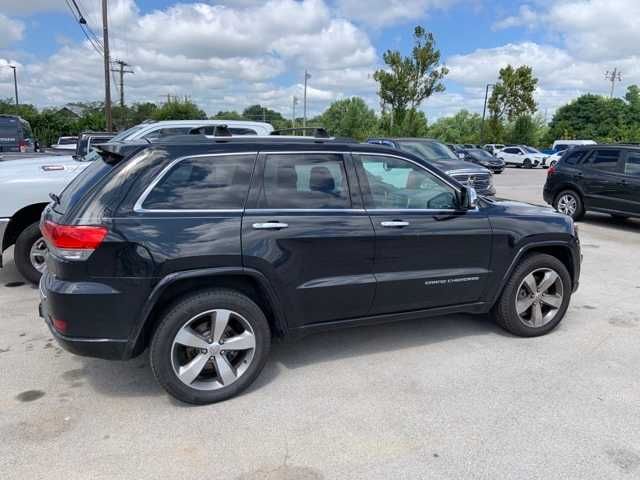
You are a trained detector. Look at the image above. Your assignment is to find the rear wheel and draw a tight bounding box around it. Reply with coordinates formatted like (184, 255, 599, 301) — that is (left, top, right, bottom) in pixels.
(493, 253, 571, 337)
(14, 222, 47, 285)
(150, 289, 271, 404)
(554, 189, 584, 220)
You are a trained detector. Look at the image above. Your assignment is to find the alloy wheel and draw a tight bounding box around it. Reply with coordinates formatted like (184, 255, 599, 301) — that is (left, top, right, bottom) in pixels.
(515, 268, 564, 328)
(171, 309, 256, 390)
(29, 237, 48, 273)
(556, 194, 577, 216)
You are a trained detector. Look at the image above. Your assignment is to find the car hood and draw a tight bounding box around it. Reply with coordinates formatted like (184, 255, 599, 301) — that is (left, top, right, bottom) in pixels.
(432, 158, 490, 174)
(0, 154, 80, 181)
(489, 198, 559, 216)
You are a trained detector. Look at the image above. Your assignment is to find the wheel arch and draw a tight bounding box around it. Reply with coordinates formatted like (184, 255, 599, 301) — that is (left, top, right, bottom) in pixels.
(553, 184, 585, 205)
(126, 267, 287, 358)
(488, 241, 578, 308)
(2, 202, 48, 251)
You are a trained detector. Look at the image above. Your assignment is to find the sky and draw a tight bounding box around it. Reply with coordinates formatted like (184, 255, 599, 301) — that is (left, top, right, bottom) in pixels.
(0, 0, 639, 121)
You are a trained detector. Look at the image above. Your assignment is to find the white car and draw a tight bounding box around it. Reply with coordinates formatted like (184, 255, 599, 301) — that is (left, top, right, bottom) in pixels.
(50, 136, 78, 150)
(0, 120, 274, 283)
(496, 145, 549, 168)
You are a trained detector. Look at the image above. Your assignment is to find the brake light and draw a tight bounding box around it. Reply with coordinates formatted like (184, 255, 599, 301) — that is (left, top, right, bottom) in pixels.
(547, 165, 556, 177)
(52, 318, 68, 334)
(19, 139, 27, 152)
(41, 221, 107, 261)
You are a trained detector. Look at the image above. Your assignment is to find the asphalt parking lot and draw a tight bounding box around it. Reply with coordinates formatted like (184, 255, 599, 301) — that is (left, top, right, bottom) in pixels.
(1, 167, 639, 480)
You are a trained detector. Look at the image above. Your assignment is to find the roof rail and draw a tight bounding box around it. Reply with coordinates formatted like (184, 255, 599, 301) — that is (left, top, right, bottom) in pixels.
(270, 127, 330, 138)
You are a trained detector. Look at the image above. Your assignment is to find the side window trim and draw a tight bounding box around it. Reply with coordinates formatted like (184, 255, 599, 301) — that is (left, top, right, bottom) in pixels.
(133, 151, 258, 213)
(352, 151, 461, 212)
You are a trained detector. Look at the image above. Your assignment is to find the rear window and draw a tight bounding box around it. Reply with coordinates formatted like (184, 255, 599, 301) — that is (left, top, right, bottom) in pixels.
(624, 152, 640, 177)
(0, 117, 19, 140)
(141, 154, 256, 210)
(588, 149, 621, 172)
(56, 159, 114, 213)
(561, 149, 587, 165)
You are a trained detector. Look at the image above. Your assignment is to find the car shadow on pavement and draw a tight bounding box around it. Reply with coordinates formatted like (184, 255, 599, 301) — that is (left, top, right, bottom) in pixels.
(270, 313, 507, 371)
(580, 212, 640, 233)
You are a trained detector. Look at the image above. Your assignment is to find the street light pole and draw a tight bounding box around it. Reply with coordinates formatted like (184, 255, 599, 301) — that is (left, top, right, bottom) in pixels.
(292, 96, 298, 129)
(480, 83, 495, 144)
(9, 66, 18, 105)
(303, 70, 311, 129)
(102, 0, 113, 131)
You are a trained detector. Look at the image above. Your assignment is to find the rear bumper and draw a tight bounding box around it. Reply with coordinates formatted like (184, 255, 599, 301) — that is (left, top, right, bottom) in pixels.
(0, 218, 9, 267)
(38, 271, 139, 360)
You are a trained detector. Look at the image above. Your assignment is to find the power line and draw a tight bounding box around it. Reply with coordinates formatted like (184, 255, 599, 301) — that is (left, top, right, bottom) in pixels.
(110, 59, 134, 107)
(605, 68, 622, 98)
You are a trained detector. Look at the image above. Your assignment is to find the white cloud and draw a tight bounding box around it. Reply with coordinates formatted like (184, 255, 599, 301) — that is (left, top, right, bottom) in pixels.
(0, 14, 24, 48)
(0, 0, 64, 15)
(336, 0, 461, 27)
(492, 5, 539, 31)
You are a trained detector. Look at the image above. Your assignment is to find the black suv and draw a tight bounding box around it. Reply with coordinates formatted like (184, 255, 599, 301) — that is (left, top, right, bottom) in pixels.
(40, 137, 581, 404)
(543, 144, 640, 220)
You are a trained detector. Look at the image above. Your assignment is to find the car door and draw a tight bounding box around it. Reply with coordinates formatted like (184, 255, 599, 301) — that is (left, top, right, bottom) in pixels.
(353, 152, 492, 314)
(500, 147, 521, 165)
(242, 151, 376, 328)
(620, 150, 640, 215)
(580, 148, 625, 211)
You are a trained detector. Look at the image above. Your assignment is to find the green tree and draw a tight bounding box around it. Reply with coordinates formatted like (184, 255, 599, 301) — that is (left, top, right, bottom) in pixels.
(152, 99, 207, 121)
(427, 110, 482, 143)
(373, 25, 448, 128)
(241, 104, 288, 129)
(316, 97, 378, 140)
(488, 65, 538, 122)
(211, 110, 244, 120)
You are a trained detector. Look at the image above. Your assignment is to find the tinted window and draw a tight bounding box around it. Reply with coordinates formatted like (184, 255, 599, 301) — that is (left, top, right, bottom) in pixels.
(504, 148, 521, 154)
(356, 155, 457, 210)
(142, 127, 191, 140)
(588, 149, 620, 172)
(562, 149, 587, 165)
(142, 154, 255, 210)
(57, 159, 114, 213)
(258, 154, 350, 209)
(624, 152, 640, 177)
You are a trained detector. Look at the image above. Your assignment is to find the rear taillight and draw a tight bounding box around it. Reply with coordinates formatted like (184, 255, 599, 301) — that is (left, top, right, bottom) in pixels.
(41, 220, 107, 261)
(52, 318, 68, 334)
(547, 165, 556, 177)
(19, 140, 27, 152)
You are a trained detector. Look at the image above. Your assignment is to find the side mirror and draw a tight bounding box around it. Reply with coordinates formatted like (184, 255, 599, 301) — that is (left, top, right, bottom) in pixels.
(461, 186, 478, 209)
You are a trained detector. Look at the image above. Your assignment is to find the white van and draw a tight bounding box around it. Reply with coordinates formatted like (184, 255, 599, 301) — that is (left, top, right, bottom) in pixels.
(551, 139, 596, 152)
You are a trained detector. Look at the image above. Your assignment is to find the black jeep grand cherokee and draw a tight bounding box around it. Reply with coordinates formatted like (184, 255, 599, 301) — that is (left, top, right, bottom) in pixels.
(40, 137, 581, 404)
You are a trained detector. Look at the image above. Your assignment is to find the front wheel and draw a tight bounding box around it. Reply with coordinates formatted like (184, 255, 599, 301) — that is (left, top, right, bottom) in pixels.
(150, 289, 271, 405)
(493, 253, 571, 337)
(523, 158, 532, 169)
(14, 222, 48, 285)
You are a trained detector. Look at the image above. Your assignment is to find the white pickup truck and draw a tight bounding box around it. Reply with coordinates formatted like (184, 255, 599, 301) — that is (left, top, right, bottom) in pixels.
(0, 120, 274, 283)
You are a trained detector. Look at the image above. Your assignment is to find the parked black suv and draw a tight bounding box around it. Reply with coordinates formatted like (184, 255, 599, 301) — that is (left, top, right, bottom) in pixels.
(543, 144, 640, 220)
(40, 137, 581, 404)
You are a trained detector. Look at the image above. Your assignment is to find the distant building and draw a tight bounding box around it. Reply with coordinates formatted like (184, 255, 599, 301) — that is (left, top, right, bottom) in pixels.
(56, 104, 88, 118)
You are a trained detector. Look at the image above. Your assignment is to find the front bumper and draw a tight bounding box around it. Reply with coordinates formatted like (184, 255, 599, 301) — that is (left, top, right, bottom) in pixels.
(39, 271, 131, 360)
(0, 218, 9, 267)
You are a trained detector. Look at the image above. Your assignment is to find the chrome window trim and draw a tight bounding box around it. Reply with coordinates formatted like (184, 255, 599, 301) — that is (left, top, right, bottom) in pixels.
(133, 151, 259, 213)
(245, 208, 367, 214)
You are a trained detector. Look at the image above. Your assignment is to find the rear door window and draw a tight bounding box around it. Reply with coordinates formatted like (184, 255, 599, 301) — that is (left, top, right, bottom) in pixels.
(587, 149, 621, 172)
(624, 152, 640, 177)
(141, 154, 256, 210)
(257, 153, 351, 209)
(562, 149, 587, 165)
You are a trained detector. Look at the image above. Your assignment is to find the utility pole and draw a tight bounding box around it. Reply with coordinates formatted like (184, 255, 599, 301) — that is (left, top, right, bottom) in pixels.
(480, 83, 495, 144)
(102, 0, 112, 131)
(303, 70, 311, 129)
(9, 65, 18, 105)
(605, 68, 622, 98)
(111, 60, 133, 107)
(292, 96, 298, 129)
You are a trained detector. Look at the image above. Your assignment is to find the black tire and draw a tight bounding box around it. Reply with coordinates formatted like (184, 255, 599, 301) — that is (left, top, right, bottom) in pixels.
(493, 253, 571, 337)
(14, 222, 47, 285)
(150, 288, 271, 405)
(523, 158, 532, 169)
(553, 189, 585, 220)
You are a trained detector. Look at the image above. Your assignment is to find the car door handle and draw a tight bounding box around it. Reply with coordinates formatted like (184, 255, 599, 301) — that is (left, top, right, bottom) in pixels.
(380, 220, 410, 228)
(252, 222, 289, 230)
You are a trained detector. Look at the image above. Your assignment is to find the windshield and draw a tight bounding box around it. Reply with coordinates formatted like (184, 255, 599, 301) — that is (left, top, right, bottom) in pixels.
(468, 149, 494, 160)
(398, 140, 459, 162)
(523, 146, 541, 154)
(110, 124, 147, 142)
